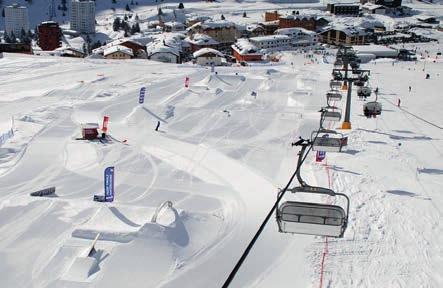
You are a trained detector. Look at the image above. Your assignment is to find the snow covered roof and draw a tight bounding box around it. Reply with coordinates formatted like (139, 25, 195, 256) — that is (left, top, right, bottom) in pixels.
(246, 24, 265, 32)
(275, 27, 316, 36)
(193, 48, 224, 58)
(164, 21, 185, 29)
(146, 33, 183, 57)
(362, 3, 385, 10)
(189, 20, 236, 31)
(279, 14, 316, 20)
(322, 24, 366, 36)
(231, 38, 262, 55)
(92, 38, 144, 55)
(185, 33, 219, 45)
(104, 45, 134, 57)
(250, 35, 290, 42)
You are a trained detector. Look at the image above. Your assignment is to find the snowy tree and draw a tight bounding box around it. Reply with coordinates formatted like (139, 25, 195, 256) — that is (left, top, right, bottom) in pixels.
(221, 14, 225, 20)
(112, 0, 116, 4)
(243, 12, 247, 17)
(113, 17, 121, 31)
(125, 4, 131, 11)
(3, 33, 11, 43)
(178, 2, 184, 9)
(130, 0, 134, 5)
(2, 8, 5, 18)
(9, 32, 17, 43)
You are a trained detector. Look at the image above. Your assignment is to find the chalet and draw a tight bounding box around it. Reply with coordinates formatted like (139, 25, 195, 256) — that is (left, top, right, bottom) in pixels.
(319, 26, 366, 45)
(58, 47, 85, 58)
(231, 38, 262, 62)
(245, 24, 266, 37)
(185, 33, 220, 52)
(258, 20, 280, 35)
(104, 45, 134, 59)
(148, 46, 180, 63)
(327, 3, 360, 16)
(275, 27, 318, 47)
(93, 39, 146, 58)
(146, 34, 183, 63)
(164, 21, 186, 32)
(193, 48, 225, 66)
(417, 16, 439, 24)
(186, 15, 211, 27)
(187, 20, 239, 50)
(362, 3, 387, 15)
(278, 15, 317, 31)
(249, 35, 291, 51)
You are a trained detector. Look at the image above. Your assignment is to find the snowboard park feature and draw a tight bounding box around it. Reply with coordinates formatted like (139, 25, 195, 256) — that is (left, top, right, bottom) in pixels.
(1, 6, 443, 287)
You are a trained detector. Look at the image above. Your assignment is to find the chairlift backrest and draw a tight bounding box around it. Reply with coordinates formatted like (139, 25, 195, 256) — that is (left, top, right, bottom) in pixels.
(326, 91, 342, 101)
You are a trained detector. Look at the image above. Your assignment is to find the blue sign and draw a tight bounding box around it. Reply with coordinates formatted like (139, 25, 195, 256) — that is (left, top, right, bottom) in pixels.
(104, 166, 114, 202)
(316, 151, 326, 162)
(139, 87, 146, 104)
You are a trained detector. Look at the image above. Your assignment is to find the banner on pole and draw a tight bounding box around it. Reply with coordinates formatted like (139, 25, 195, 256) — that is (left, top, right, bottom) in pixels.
(139, 87, 146, 104)
(104, 166, 114, 202)
(102, 116, 109, 133)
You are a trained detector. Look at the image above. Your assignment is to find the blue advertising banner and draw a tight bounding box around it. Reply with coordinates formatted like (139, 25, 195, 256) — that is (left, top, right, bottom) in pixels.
(104, 166, 114, 202)
(139, 87, 146, 104)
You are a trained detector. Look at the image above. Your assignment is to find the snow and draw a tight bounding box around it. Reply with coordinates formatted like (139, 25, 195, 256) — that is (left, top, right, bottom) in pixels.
(193, 48, 224, 58)
(1, 1, 443, 288)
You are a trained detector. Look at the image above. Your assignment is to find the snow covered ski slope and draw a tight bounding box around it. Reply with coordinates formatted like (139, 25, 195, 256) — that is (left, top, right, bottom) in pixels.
(0, 51, 442, 288)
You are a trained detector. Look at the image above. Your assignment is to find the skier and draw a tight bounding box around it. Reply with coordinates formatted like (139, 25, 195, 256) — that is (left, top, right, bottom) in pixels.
(409, 86, 411, 92)
(155, 121, 160, 131)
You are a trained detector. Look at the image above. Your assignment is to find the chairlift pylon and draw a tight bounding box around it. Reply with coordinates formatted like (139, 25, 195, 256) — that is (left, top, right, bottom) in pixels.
(276, 141, 350, 238)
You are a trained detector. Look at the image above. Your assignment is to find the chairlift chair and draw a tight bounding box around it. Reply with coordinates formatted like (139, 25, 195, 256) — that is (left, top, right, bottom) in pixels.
(354, 79, 365, 87)
(332, 71, 344, 81)
(363, 101, 382, 117)
(357, 86, 371, 97)
(311, 129, 346, 152)
(277, 186, 349, 238)
(277, 139, 350, 238)
(322, 106, 342, 122)
(326, 90, 343, 102)
(330, 80, 342, 89)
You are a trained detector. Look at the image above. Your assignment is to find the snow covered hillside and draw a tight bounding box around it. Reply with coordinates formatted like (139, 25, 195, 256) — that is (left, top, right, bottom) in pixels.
(0, 43, 442, 288)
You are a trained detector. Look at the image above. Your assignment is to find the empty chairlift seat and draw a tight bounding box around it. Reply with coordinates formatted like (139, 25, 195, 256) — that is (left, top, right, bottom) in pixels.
(363, 101, 382, 117)
(322, 106, 342, 122)
(311, 129, 346, 152)
(326, 90, 343, 101)
(330, 80, 342, 89)
(277, 186, 349, 238)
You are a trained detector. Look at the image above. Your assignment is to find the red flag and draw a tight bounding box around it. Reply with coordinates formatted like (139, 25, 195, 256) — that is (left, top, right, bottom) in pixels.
(102, 116, 109, 133)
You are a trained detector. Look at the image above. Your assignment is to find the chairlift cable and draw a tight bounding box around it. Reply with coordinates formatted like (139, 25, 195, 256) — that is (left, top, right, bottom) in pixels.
(222, 130, 320, 288)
